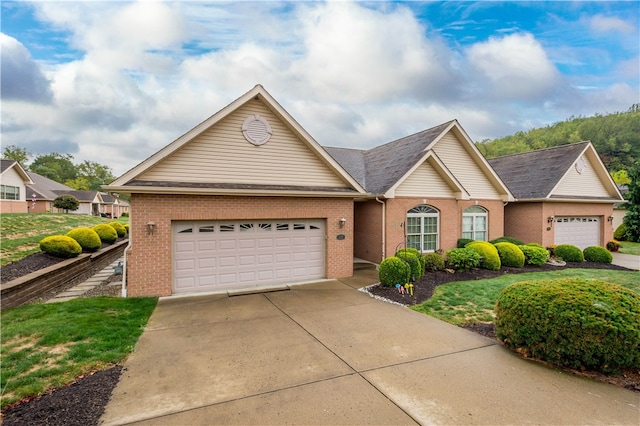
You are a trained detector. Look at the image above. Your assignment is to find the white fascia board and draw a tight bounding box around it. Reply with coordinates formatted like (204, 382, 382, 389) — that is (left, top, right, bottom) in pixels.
(102, 185, 370, 198)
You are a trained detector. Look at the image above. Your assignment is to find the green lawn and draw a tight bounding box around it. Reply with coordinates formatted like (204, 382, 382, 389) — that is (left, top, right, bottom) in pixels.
(619, 240, 640, 255)
(0, 297, 157, 409)
(0, 213, 129, 266)
(412, 269, 640, 326)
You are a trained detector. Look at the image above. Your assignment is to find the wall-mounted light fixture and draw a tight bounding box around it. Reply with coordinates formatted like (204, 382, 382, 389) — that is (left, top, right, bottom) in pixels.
(146, 221, 156, 235)
(608, 216, 614, 222)
(547, 216, 554, 224)
(339, 218, 346, 228)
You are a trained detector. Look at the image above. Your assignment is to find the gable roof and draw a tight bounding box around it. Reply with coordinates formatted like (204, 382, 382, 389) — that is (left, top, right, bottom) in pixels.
(1, 160, 33, 184)
(488, 142, 623, 202)
(105, 85, 367, 197)
(327, 120, 513, 200)
(26, 171, 74, 200)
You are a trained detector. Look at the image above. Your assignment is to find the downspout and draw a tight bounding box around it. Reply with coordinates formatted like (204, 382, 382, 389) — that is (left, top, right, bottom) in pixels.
(121, 225, 132, 298)
(375, 197, 386, 262)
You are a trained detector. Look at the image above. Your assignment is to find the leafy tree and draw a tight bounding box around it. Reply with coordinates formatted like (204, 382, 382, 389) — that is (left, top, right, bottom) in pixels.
(53, 194, 80, 213)
(30, 153, 77, 183)
(623, 161, 640, 242)
(2, 145, 31, 166)
(611, 170, 631, 186)
(76, 161, 116, 190)
(65, 177, 92, 191)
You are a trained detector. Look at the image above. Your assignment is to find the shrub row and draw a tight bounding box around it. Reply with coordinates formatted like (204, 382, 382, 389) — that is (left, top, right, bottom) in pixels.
(39, 222, 128, 259)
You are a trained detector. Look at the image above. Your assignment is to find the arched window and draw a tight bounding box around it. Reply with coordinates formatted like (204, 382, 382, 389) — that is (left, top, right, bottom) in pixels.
(462, 206, 488, 241)
(406, 205, 439, 252)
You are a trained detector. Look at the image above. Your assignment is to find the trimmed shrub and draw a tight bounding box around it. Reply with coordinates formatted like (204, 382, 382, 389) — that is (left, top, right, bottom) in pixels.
(490, 236, 525, 246)
(124, 224, 130, 234)
(92, 224, 118, 244)
(39, 235, 82, 258)
(466, 241, 501, 270)
(396, 248, 425, 276)
(66, 227, 101, 252)
(583, 246, 613, 264)
(493, 242, 525, 268)
(457, 238, 474, 248)
(395, 251, 422, 280)
(120, 212, 129, 217)
(378, 257, 411, 287)
(554, 244, 584, 262)
(108, 221, 127, 238)
(525, 242, 544, 248)
(495, 278, 640, 373)
(445, 248, 480, 271)
(423, 252, 445, 271)
(518, 244, 550, 266)
(613, 223, 627, 241)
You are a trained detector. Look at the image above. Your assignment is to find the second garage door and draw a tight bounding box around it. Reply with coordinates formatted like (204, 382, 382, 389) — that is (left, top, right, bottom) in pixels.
(554, 216, 600, 250)
(173, 220, 325, 294)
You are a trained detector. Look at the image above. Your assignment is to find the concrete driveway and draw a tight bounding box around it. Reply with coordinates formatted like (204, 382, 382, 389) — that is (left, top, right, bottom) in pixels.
(102, 267, 639, 425)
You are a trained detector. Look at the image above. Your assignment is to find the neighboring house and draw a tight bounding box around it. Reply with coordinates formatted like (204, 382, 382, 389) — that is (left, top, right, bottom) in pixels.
(488, 143, 624, 250)
(0, 160, 33, 213)
(612, 185, 628, 231)
(26, 171, 129, 217)
(104, 85, 514, 297)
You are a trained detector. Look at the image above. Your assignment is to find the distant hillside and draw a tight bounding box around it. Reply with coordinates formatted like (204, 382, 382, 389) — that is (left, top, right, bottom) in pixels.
(477, 105, 640, 172)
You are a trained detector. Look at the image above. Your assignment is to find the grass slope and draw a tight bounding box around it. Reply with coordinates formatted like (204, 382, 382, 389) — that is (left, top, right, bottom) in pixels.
(1, 297, 157, 409)
(619, 241, 640, 256)
(0, 213, 128, 266)
(412, 269, 640, 326)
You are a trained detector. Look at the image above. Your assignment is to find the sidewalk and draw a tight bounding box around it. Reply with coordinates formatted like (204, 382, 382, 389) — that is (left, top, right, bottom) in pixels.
(45, 257, 123, 303)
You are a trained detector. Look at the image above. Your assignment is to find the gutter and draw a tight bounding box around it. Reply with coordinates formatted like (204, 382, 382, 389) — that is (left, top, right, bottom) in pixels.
(121, 228, 132, 298)
(375, 197, 386, 262)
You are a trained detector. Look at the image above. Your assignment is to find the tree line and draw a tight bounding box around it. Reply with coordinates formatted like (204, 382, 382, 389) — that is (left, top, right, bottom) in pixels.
(476, 104, 640, 185)
(2, 146, 115, 191)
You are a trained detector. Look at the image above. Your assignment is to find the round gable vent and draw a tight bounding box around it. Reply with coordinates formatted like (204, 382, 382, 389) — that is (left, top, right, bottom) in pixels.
(242, 114, 272, 146)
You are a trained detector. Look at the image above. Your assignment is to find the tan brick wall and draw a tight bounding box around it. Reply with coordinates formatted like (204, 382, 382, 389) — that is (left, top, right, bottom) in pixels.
(0, 200, 28, 213)
(382, 198, 505, 258)
(127, 194, 354, 297)
(505, 202, 615, 248)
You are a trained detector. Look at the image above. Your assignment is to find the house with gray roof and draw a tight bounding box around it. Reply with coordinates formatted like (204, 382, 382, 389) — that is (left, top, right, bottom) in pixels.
(488, 142, 624, 249)
(0, 159, 33, 213)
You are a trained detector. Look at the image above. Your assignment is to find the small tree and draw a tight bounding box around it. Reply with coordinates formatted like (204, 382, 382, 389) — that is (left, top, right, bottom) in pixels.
(623, 161, 640, 242)
(53, 194, 80, 213)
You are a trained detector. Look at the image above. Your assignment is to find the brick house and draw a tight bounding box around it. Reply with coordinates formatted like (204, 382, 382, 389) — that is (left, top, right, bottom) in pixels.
(104, 85, 619, 298)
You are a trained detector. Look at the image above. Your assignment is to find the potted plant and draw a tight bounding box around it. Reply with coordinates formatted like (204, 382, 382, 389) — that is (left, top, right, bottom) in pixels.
(606, 240, 620, 252)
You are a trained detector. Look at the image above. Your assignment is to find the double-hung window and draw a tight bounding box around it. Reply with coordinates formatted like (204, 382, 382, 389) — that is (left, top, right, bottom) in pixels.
(462, 206, 488, 241)
(1, 185, 20, 201)
(406, 205, 439, 252)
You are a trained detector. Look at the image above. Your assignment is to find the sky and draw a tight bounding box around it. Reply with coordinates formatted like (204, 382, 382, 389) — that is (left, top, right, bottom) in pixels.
(2, 1, 639, 177)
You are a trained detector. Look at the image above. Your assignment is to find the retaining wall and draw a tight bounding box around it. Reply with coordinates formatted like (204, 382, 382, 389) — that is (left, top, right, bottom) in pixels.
(1, 240, 128, 310)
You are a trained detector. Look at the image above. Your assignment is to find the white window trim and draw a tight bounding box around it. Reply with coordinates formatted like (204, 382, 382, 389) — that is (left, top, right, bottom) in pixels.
(462, 206, 488, 241)
(407, 205, 440, 252)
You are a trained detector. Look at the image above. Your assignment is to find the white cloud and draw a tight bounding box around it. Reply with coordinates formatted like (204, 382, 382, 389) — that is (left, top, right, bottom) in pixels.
(590, 15, 635, 34)
(466, 33, 561, 101)
(0, 33, 53, 102)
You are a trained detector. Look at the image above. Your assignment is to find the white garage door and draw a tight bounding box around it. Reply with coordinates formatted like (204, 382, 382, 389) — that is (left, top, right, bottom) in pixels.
(554, 217, 600, 250)
(173, 220, 325, 294)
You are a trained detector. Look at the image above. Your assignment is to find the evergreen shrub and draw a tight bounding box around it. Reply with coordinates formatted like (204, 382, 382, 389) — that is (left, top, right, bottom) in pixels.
(518, 244, 549, 266)
(396, 248, 425, 275)
(445, 248, 480, 271)
(493, 242, 525, 268)
(423, 252, 445, 271)
(613, 223, 628, 241)
(395, 251, 423, 280)
(39, 235, 82, 258)
(457, 238, 474, 248)
(466, 241, 501, 270)
(495, 278, 640, 373)
(92, 224, 118, 244)
(554, 244, 584, 262)
(108, 221, 127, 238)
(490, 236, 525, 246)
(583, 246, 613, 264)
(66, 227, 101, 252)
(378, 257, 411, 287)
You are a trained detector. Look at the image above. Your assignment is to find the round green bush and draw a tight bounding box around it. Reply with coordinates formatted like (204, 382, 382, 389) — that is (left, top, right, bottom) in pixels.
(445, 247, 480, 271)
(423, 252, 445, 271)
(518, 244, 550, 266)
(92, 224, 118, 244)
(466, 241, 501, 270)
(490, 236, 525, 246)
(613, 223, 627, 241)
(495, 278, 640, 373)
(378, 256, 411, 287)
(525, 242, 544, 248)
(457, 238, 474, 248)
(583, 246, 613, 264)
(66, 227, 102, 252)
(395, 251, 422, 280)
(108, 221, 127, 238)
(396, 248, 425, 275)
(124, 223, 130, 234)
(39, 235, 82, 258)
(554, 244, 584, 262)
(493, 242, 525, 268)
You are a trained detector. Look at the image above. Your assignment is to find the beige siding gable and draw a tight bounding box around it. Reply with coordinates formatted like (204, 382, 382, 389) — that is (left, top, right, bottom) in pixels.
(139, 101, 347, 187)
(395, 160, 456, 198)
(432, 131, 501, 199)
(552, 154, 612, 198)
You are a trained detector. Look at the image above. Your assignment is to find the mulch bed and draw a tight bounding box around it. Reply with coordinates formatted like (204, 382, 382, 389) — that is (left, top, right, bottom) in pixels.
(1, 255, 638, 425)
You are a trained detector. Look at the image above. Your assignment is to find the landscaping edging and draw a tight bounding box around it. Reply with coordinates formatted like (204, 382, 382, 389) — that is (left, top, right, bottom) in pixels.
(1, 240, 128, 310)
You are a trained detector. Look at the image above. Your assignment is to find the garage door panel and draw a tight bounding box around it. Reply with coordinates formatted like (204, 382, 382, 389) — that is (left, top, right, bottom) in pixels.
(173, 220, 325, 294)
(555, 217, 600, 250)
